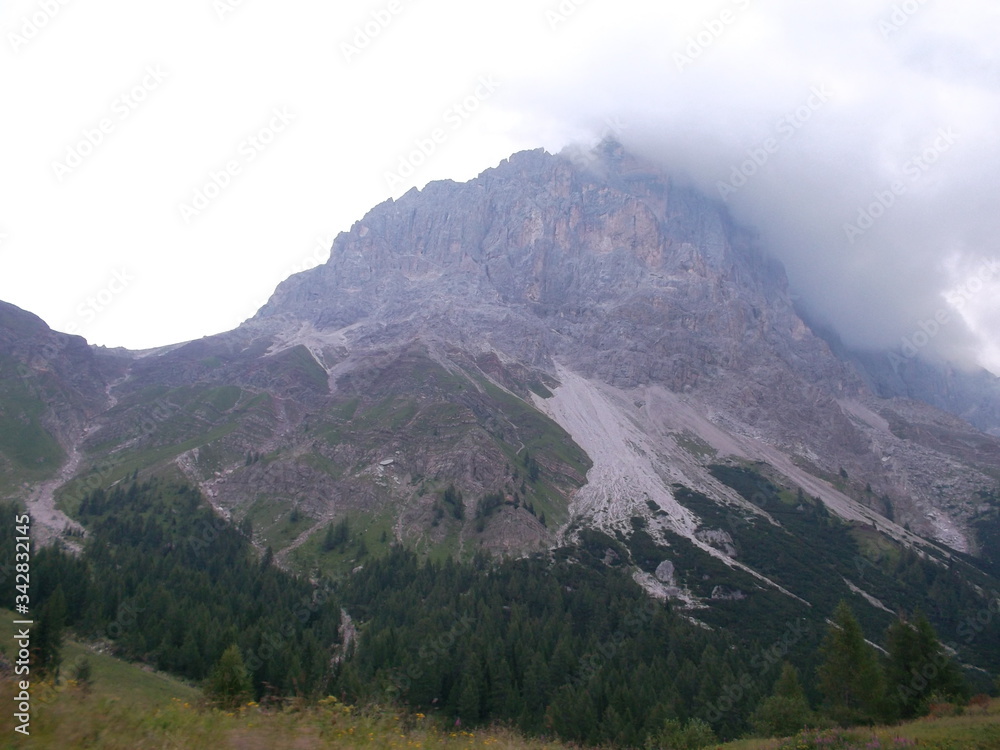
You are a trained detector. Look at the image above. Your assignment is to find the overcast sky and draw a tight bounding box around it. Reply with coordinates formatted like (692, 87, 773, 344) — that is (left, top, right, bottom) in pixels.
(2, 0, 998, 374)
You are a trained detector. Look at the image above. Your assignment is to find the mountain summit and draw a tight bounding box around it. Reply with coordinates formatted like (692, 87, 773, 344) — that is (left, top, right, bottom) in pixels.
(4, 142, 1000, 604)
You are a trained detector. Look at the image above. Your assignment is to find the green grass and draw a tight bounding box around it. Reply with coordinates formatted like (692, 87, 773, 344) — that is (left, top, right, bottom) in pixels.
(475, 376, 591, 478)
(289, 510, 396, 576)
(51, 384, 274, 516)
(850, 525, 903, 569)
(420, 520, 463, 564)
(0, 358, 65, 478)
(0, 608, 199, 716)
(283, 345, 330, 392)
(55, 419, 242, 516)
(58, 640, 201, 708)
(674, 432, 718, 460)
(354, 396, 420, 433)
(332, 397, 360, 420)
(711, 699, 1000, 750)
(241, 493, 316, 552)
(203, 385, 242, 413)
(298, 450, 345, 480)
(0, 683, 573, 749)
(199, 355, 223, 369)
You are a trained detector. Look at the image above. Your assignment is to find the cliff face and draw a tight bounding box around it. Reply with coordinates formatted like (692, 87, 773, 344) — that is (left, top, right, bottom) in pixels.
(6, 144, 999, 571)
(260, 144, 816, 390)
(258, 144, 865, 445)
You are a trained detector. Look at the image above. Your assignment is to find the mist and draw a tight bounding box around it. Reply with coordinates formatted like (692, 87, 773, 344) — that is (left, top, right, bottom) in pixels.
(502, 0, 1000, 373)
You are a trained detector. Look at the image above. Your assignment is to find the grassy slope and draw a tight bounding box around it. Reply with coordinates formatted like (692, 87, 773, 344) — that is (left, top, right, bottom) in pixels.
(0, 356, 65, 497)
(0, 675, 569, 750)
(1, 674, 996, 750)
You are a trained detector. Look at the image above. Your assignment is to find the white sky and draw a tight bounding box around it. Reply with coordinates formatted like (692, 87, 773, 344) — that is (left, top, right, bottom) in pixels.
(2, 0, 999, 374)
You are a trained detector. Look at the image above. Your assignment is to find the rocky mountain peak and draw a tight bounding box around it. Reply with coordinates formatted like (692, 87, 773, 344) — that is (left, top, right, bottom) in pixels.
(4, 143, 998, 580)
(254, 145, 824, 385)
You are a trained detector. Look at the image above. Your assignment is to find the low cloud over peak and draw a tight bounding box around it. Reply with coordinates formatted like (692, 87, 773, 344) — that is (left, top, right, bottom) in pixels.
(503, 0, 1000, 373)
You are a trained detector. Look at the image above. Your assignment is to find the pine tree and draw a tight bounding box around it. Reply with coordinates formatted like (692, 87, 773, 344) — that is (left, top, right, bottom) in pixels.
(816, 601, 885, 725)
(33, 586, 67, 678)
(456, 657, 484, 723)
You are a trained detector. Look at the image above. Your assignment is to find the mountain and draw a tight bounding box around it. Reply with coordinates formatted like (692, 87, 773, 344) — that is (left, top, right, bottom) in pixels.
(846, 347, 1000, 437)
(4, 142, 1000, 667)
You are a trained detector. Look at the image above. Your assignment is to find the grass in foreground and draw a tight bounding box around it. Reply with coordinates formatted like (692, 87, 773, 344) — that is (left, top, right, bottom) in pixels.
(712, 699, 1000, 750)
(0, 682, 570, 750)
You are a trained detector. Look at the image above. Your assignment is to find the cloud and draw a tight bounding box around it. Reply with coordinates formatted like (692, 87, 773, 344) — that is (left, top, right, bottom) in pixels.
(2, 0, 996, 374)
(499, 0, 1000, 373)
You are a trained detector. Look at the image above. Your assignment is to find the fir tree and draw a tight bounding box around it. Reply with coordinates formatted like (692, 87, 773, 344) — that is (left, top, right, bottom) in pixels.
(206, 644, 253, 709)
(33, 586, 67, 679)
(816, 601, 885, 725)
(750, 662, 814, 737)
(885, 612, 966, 719)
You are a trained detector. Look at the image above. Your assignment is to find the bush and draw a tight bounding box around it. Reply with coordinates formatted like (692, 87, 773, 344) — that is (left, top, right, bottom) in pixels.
(967, 693, 991, 713)
(70, 656, 94, 693)
(926, 700, 961, 719)
(751, 695, 816, 737)
(644, 718, 716, 750)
